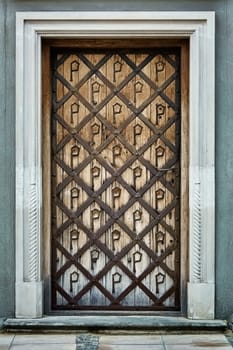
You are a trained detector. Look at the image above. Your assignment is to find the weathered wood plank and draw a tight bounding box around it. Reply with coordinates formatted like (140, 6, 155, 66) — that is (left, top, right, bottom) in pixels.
(47, 43, 184, 310)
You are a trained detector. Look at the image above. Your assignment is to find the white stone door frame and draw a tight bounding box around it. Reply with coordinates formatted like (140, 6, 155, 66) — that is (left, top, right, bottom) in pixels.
(15, 11, 215, 319)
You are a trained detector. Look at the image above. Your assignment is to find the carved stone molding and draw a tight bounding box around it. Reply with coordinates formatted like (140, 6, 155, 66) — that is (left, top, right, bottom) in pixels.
(27, 183, 39, 282)
(15, 11, 215, 319)
(192, 183, 202, 283)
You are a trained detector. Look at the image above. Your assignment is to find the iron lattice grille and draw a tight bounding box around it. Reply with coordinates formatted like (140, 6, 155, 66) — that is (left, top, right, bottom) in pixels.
(51, 48, 181, 310)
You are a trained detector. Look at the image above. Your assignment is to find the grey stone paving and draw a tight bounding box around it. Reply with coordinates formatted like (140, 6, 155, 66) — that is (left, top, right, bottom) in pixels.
(227, 337, 233, 347)
(76, 334, 99, 350)
(0, 333, 232, 349)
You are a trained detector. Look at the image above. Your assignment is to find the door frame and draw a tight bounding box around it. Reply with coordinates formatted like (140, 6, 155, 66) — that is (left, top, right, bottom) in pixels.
(15, 11, 215, 319)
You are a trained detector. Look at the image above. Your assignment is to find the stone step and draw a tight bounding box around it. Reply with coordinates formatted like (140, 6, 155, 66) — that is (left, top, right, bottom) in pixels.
(3, 316, 227, 333)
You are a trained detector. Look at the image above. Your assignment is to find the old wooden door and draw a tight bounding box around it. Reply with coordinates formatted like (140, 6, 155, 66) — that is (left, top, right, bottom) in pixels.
(50, 45, 182, 311)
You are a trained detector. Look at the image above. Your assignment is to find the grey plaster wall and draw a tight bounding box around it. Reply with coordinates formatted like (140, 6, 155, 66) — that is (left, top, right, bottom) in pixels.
(215, 0, 233, 320)
(0, 0, 232, 319)
(0, 0, 15, 317)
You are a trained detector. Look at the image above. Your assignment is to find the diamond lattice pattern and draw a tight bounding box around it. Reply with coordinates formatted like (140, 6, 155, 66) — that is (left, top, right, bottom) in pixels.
(51, 49, 181, 310)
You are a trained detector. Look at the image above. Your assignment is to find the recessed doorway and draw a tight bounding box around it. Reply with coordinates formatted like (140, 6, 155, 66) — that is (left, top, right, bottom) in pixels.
(42, 39, 189, 313)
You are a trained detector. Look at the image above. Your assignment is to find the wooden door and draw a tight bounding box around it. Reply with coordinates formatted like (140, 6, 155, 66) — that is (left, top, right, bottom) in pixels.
(50, 45, 182, 311)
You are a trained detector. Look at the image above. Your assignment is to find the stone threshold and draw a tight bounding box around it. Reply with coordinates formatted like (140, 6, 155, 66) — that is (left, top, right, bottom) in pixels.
(3, 316, 227, 333)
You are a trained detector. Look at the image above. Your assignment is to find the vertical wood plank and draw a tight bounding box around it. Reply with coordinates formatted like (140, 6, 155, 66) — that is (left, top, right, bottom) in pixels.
(48, 43, 184, 311)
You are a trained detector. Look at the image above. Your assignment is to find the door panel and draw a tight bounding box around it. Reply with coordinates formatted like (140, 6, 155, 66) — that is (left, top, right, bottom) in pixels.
(51, 48, 181, 310)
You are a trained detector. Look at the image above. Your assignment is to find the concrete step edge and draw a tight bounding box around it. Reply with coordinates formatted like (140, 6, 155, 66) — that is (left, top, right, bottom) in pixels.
(3, 316, 227, 333)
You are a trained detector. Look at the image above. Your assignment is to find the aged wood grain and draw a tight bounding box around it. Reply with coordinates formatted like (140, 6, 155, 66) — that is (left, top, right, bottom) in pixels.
(42, 40, 188, 312)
